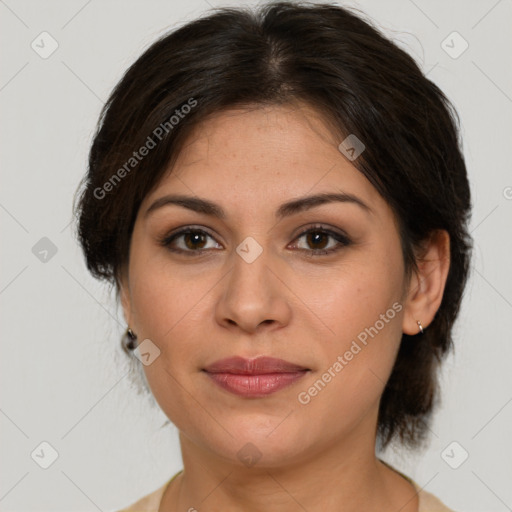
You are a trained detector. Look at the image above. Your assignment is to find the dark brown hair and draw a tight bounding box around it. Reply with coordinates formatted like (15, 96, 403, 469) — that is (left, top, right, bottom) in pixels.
(73, 1, 472, 451)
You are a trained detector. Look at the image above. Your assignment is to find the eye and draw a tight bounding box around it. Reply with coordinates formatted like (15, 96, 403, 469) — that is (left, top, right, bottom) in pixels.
(159, 224, 351, 257)
(291, 224, 352, 256)
(159, 227, 222, 256)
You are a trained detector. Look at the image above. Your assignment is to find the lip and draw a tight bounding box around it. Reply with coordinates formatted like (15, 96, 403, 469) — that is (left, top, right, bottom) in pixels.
(203, 356, 309, 398)
(204, 356, 309, 374)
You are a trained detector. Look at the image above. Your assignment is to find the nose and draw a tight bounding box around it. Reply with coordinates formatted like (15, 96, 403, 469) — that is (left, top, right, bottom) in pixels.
(214, 245, 292, 334)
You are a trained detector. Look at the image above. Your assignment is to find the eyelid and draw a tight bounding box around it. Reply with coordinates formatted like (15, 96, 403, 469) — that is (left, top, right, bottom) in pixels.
(292, 223, 350, 241)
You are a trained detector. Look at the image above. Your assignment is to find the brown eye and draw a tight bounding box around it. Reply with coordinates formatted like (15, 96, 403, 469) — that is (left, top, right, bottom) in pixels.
(182, 232, 208, 250)
(161, 228, 221, 255)
(292, 226, 352, 256)
(305, 231, 330, 250)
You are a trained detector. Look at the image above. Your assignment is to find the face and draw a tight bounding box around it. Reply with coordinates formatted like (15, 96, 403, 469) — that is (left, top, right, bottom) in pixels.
(120, 103, 412, 468)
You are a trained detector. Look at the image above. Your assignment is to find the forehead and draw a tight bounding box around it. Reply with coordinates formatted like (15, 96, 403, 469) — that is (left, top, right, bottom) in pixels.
(141, 104, 387, 220)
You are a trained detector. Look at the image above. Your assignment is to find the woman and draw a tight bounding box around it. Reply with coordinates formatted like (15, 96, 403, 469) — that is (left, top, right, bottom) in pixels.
(74, 2, 472, 511)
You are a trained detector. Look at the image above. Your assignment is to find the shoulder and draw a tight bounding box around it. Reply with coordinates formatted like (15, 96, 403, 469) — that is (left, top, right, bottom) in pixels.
(412, 481, 458, 512)
(116, 471, 182, 512)
(379, 458, 457, 512)
(115, 468, 458, 512)
(116, 484, 166, 512)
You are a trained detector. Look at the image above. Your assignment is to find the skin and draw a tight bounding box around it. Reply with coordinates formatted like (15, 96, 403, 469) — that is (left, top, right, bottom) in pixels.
(119, 103, 450, 512)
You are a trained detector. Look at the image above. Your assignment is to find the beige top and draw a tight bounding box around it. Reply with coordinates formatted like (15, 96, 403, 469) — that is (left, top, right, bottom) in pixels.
(117, 461, 456, 512)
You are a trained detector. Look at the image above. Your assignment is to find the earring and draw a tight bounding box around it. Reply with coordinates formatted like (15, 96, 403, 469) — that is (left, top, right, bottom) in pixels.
(416, 320, 424, 334)
(122, 327, 137, 352)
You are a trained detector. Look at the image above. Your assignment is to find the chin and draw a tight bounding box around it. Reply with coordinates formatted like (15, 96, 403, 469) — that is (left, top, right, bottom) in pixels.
(216, 416, 312, 468)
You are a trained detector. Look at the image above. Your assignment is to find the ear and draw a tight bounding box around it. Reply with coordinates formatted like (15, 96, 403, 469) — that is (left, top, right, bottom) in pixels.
(402, 229, 450, 335)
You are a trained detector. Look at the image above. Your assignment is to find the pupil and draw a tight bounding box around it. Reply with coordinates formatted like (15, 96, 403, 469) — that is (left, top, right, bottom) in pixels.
(186, 233, 206, 250)
(308, 232, 327, 249)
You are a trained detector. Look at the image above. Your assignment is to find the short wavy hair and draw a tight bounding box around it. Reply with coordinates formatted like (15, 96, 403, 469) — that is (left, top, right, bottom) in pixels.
(74, 1, 472, 451)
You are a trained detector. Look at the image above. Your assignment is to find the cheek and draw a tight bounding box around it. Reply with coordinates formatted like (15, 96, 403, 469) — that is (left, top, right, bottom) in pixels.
(127, 242, 211, 339)
(315, 248, 404, 343)
(125, 249, 197, 378)
(127, 257, 204, 425)
(307, 244, 406, 392)
(295, 282, 404, 436)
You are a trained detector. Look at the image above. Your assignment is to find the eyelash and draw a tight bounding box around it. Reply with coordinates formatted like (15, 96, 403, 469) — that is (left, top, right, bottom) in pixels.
(158, 224, 352, 257)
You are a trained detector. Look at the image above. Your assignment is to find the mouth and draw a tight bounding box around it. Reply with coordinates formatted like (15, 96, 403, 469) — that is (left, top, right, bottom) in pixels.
(202, 356, 310, 398)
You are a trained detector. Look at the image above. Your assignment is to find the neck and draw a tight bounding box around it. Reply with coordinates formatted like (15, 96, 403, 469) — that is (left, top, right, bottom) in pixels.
(160, 430, 418, 512)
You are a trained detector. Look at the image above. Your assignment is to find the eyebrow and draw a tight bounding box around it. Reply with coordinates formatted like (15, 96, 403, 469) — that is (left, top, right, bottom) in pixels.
(144, 191, 373, 220)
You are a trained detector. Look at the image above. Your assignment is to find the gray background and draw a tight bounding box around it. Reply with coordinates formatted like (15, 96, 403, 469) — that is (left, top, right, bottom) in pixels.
(1, 0, 511, 510)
